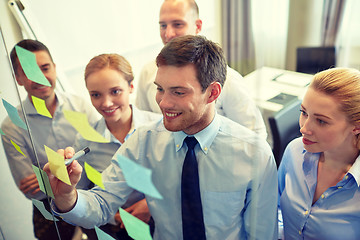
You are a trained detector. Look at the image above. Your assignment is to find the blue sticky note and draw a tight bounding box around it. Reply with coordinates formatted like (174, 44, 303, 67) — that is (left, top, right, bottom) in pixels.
(2, 99, 27, 130)
(116, 155, 163, 199)
(94, 226, 116, 240)
(15, 46, 51, 86)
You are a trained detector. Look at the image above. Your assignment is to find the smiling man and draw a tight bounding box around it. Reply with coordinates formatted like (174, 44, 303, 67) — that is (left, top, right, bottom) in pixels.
(45, 35, 277, 240)
(1, 39, 98, 240)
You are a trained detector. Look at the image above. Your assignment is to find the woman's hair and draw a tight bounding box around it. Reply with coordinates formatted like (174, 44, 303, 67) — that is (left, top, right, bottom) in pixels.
(84, 53, 134, 85)
(309, 67, 360, 148)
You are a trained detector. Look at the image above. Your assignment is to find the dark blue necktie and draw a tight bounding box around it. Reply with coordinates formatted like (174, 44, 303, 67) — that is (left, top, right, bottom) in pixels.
(181, 137, 206, 240)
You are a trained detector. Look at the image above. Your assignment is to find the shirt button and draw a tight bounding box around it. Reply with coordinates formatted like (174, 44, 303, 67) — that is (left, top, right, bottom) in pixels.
(204, 147, 208, 151)
(338, 186, 342, 189)
(304, 210, 309, 215)
(176, 144, 179, 148)
(298, 230, 302, 235)
(321, 194, 325, 199)
(345, 175, 349, 180)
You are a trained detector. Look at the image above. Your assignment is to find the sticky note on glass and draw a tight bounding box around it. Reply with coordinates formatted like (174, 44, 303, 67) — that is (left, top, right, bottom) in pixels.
(94, 226, 116, 240)
(32, 164, 55, 199)
(44, 145, 71, 185)
(15, 46, 51, 87)
(119, 208, 152, 240)
(116, 155, 162, 199)
(32, 198, 58, 221)
(2, 98, 27, 130)
(84, 162, 105, 189)
(10, 139, 26, 156)
(63, 110, 109, 143)
(31, 96, 52, 118)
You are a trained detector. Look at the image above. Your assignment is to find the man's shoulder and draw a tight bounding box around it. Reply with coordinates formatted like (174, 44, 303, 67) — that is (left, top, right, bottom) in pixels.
(140, 59, 157, 74)
(226, 66, 243, 80)
(217, 115, 270, 149)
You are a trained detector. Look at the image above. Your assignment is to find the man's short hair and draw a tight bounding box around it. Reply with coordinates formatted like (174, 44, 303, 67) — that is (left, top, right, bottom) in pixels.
(156, 35, 227, 92)
(10, 39, 53, 75)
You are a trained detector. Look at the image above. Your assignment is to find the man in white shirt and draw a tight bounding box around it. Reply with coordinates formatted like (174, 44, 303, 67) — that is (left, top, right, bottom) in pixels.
(136, 0, 267, 138)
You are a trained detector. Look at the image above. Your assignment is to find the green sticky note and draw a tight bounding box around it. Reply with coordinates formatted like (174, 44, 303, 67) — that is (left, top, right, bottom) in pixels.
(10, 139, 26, 156)
(32, 199, 58, 221)
(15, 46, 51, 86)
(31, 96, 52, 118)
(94, 226, 116, 240)
(44, 145, 71, 185)
(31, 164, 55, 199)
(119, 208, 152, 240)
(63, 110, 109, 143)
(0, 128, 5, 135)
(84, 162, 105, 189)
(2, 98, 27, 130)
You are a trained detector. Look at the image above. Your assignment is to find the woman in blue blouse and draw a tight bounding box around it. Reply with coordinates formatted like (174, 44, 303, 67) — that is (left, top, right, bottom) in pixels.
(278, 68, 360, 239)
(75, 54, 161, 239)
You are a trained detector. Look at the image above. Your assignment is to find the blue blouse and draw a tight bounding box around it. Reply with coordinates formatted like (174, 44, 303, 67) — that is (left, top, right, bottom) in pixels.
(278, 137, 360, 239)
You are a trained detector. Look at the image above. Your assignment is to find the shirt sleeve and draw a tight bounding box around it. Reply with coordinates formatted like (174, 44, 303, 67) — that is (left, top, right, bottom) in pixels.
(243, 152, 278, 240)
(135, 62, 154, 112)
(217, 67, 268, 139)
(1, 118, 44, 200)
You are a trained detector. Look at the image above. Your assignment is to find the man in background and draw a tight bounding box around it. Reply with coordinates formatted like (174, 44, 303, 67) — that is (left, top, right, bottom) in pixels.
(135, 0, 267, 139)
(1, 39, 98, 239)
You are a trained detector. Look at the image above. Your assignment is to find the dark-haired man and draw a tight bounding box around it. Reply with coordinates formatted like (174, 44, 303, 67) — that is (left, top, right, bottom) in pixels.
(1, 39, 98, 239)
(45, 35, 277, 240)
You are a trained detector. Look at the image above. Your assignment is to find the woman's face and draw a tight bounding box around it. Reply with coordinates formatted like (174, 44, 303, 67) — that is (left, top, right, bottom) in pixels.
(86, 68, 133, 124)
(299, 87, 357, 154)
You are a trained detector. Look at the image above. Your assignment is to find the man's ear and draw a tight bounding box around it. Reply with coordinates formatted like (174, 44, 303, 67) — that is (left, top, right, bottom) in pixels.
(195, 19, 202, 34)
(207, 82, 221, 104)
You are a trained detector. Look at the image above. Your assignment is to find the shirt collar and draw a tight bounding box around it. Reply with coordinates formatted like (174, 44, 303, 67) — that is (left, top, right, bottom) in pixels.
(348, 154, 360, 187)
(100, 105, 139, 144)
(302, 148, 360, 187)
(173, 114, 220, 154)
(24, 90, 61, 115)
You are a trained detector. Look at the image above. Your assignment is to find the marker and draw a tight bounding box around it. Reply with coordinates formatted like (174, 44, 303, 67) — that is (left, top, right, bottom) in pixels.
(64, 147, 90, 166)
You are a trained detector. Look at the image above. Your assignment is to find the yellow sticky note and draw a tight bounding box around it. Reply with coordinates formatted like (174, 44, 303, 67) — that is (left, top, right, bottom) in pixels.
(31, 96, 52, 118)
(10, 140, 26, 156)
(63, 110, 109, 143)
(84, 162, 105, 189)
(44, 145, 71, 185)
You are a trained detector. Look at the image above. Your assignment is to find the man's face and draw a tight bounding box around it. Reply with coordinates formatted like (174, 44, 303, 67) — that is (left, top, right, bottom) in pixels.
(15, 50, 56, 100)
(155, 64, 215, 135)
(159, 0, 202, 45)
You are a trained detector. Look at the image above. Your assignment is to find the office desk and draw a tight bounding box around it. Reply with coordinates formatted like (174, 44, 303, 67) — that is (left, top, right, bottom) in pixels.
(243, 67, 313, 146)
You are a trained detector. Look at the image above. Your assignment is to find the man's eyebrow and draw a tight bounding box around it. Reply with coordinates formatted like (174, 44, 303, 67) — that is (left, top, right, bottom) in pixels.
(154, 82, 188, 90)
(39, 63, 51, 68)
